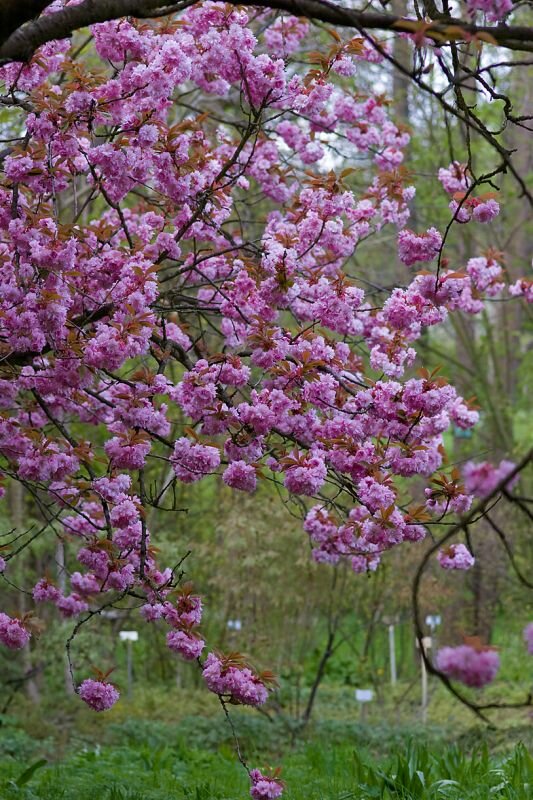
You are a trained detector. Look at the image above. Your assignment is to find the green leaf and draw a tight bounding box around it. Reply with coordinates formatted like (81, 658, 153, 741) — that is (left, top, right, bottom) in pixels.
(15, 758, 47, 786)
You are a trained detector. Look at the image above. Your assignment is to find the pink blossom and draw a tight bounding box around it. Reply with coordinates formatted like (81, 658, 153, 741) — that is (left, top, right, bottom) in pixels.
(471, 199, 500, 224)
(140, 602, 166, 622)
(466, 0, 513, 22)
(0, 556, 5, 573)
(33, 578, 62, 602)
(397, 228, 442, 266)
(249, 769, 284, 800)
(70, 572, 100, 597)
(283, 452, 326, 496)
(161, 595, 203, 628)
(509, 279, 533, 303)
(166, 630, 205, 660)
(264, 16, 308, 57)
(463, 459, 518, 497)
(223, 461, 257, 492)
(0, 613, 30, 649)
(436, 644, 499, 687)
(78, 678, 120, 711)
(106, 564, 135, 591)
(437, 543, 475, 570)
(202, 652, 269, 706)
(438, 162, 470, 195)
(466, 257, 504, 295)
(104, 435, 151, 469)
(56, 593, 89, 618)
(171, 437, 221, 483)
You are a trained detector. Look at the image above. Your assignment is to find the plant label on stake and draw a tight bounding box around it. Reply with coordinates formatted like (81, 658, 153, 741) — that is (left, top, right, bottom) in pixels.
(119, 631, 138, 699)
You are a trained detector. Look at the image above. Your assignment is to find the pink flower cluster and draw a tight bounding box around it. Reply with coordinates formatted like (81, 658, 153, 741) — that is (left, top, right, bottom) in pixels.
(466, 256, 504, 296)
(437, 543, 475, 570)
(202, 653, 270, 706)
(449, 197, 500, 225)
(466, 0, 513, 22)
(78, 678, 120, 711)
(141, 590, 205, 661)
(462, 459, 518, 497)
(249, 769, 284, 800)
(167, 630, 205, 660)
(223, 460, 257, 492)
(171, 437, 221, 483)
(397, 228, 442, 266)
(436, 644, 500, 687)
(509, 279, 533, 303)
(0, 613, 30, 649)
(438, 162, 470, 195)
(282, 451, 327, 497)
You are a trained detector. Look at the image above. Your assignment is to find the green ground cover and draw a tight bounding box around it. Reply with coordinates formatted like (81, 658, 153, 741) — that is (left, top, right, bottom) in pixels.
(2, 682, 533, 800)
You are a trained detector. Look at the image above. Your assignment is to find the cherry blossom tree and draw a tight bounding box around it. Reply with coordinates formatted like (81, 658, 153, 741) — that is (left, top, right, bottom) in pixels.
(0, 1, 532, 795)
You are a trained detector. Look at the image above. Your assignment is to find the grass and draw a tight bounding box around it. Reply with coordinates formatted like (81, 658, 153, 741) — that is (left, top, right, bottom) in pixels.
(2, 675, 533, 800)
(0, 717, 532, 800)
(1, 738, 533, 799)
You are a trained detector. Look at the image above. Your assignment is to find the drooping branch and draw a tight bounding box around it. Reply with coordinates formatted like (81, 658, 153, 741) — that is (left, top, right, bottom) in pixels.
(412, 449, 533, 722)
(0, 0, 532, 63)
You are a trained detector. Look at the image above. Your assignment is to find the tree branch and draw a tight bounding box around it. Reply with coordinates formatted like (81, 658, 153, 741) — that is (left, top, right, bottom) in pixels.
(0, 0, 532, 63)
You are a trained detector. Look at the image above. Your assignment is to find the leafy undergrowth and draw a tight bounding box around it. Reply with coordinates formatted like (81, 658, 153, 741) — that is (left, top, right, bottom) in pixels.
(0, 729, 532, 800)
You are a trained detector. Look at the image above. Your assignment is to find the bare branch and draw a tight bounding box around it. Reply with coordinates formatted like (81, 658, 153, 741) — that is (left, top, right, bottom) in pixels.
(1, 0, 532, 64)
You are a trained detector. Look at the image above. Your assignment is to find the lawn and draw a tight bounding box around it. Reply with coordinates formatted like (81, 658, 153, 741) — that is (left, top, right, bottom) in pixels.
(1, 713, 533, 800)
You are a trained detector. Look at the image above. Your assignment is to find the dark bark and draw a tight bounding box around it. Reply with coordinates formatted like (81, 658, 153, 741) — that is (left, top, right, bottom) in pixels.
(391, 0, 410, 125)
(301, 625, 337, 724)
(0, 0, 50, 44)
(0, 0, 532, 63)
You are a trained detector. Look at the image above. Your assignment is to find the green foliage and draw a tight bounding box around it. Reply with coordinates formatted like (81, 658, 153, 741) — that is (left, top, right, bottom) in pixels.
(0, 723, 532, 800)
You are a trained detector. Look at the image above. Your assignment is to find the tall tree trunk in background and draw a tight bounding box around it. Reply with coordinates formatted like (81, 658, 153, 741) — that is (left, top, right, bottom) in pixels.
(501, 55, 532, 406)
(9, 482, 40, 703)
(391, 0, 410, 127)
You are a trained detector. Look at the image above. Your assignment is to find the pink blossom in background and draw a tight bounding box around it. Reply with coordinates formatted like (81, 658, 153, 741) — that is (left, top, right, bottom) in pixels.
(437, 544, 475, 570)
(436, 644, 500, 687)
(509, 279, 533, 303)
(523, 624, 533, 655)
(466, 0, 513, 23)
(78, 679, 120, 711)
(438, 162, 470, 194)
(264, 15, 309, 57)
(462, 460, 518, 497)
